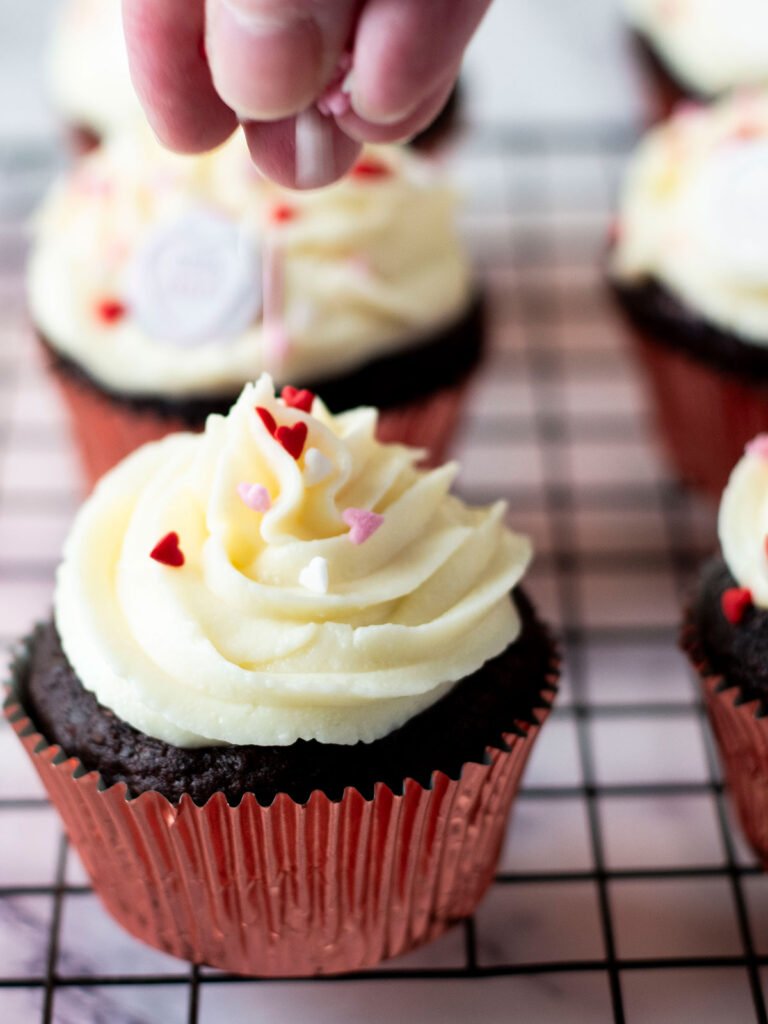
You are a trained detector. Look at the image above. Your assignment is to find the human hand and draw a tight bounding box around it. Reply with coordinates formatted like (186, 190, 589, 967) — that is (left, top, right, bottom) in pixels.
(122, 0, 492, 188)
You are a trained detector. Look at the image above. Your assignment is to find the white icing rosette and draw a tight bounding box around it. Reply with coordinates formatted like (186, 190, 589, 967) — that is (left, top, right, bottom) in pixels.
(611, 92, 768, 343)
(56, 375, 531, 747)
(719, 437, 768, 608)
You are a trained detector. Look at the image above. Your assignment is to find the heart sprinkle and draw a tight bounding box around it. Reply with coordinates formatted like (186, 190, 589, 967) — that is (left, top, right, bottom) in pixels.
(343, 507, 385, 545)
(276, 421, 308, 460)
(282, 386, 315, 413)
(150, 531, 185, 567)
(270, 203, 298, 224)
(237, 482, 271, 512)
(304, 448, 333, 486)
(721, 586, 752, 625)
(96, 298, 126, 324)
(255, 406, 277, 435)
(299, 556, 329, 594)
(747, 434, 768, 459)
(351, 157, 391, 179)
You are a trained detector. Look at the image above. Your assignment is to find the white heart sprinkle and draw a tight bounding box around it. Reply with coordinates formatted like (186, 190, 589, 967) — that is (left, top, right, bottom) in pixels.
(304, 448, 332, 486)
(299, 556, 329, 594)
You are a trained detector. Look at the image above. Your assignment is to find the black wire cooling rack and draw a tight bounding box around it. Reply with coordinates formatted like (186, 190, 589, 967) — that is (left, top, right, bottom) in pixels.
(2, 126, 768, 1024)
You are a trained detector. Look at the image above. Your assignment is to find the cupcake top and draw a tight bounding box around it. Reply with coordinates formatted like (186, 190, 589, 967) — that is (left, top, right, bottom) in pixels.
(28, 129, 472, 399)
(55, 375, 531, 748)
(623, 0, 768, 96)
(611, 92, 768, 344)
(718, 436, 768, 610)
(48, 0, 141, 138)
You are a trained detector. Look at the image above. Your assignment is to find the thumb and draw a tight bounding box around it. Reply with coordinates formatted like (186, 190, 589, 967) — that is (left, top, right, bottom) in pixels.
(205, 0, 359, 121)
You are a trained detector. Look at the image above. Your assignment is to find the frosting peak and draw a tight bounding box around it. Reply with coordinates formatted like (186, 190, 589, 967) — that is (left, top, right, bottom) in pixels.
(56, 376, 531, 747)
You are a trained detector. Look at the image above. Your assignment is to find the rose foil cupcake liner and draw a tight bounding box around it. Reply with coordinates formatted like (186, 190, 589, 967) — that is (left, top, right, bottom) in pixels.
(628, 327, 768, 499)
(4, 640, 558, 977)
(682, 614, 768, 864)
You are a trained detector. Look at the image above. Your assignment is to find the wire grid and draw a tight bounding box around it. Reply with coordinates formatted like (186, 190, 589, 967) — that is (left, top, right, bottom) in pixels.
(2, 130, 768, 1023)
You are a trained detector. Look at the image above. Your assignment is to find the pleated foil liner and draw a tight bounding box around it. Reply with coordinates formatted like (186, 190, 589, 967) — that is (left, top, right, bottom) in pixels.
(683, 616, 768, 866)
(4, 649, 557, 977)
(628, 327, 768, 499)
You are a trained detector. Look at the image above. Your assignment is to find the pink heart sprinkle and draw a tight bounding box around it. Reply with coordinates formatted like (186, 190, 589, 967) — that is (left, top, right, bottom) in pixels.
(343, 507, 384, 545)
(746, 435, 768, 459)
(237, 482, 271, 512)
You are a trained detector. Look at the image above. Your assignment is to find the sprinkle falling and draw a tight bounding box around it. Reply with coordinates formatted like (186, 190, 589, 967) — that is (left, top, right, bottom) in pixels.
(343, 507, 384, 545)
(237, 482, 271, 512)
(299, 556, 329, 594)
(150, 531, 185, 567)
(721, 586, 752, 625)
(351, 156, 392, 179)
(276, 421, 308, 460)
(304, 448, 332, 485)
(270, 203, 298, 224)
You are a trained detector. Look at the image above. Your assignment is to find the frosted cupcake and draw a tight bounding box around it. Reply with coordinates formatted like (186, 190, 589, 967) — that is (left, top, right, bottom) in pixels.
(609, 92, 768, 496)
(683, 438, 768, 864)
(5, 374, 558, 976)
(47, 0, 460, 152)
(623, 0, 768, 113)
(29, 128, 483, 484)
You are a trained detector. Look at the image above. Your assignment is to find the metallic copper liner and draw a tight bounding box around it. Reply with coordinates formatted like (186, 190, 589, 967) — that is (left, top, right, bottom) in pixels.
(4, 649, 557, 977)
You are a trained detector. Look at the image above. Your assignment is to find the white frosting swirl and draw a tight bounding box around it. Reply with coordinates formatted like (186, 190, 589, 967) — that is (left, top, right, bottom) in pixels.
(55, 376, 531, 747)
(611, 92, 768, 344)
(48, 0, 142, 137)
(623, 0, 768, 96)
(28, 129, 472, 398)
(719, 438, 768, 607)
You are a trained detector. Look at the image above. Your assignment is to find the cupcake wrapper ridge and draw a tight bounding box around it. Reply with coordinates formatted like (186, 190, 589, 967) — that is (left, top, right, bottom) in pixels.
(4, 640, 558, 977)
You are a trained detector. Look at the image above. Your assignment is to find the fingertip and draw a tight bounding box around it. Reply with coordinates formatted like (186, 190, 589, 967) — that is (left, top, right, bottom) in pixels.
(243, 117, 361, 190)
(336, 77, 457, 146)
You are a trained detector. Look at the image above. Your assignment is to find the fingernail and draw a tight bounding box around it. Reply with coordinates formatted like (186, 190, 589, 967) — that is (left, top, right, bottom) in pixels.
(215, 0, 302, 33)
(350, 84, 419, 127)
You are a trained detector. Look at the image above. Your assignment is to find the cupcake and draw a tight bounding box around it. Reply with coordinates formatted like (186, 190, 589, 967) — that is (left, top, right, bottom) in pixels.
(622, 0, 768, 114)
(4, 374, 557, 976)
(683, 437, 768, 864)
(29, 128, 484, 486)
(609, 92, 768, 497)
(47, 0, 460, 153)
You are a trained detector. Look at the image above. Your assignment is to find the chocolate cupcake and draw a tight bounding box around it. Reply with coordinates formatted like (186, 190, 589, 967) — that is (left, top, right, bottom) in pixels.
(622, 0, 768, 114)
(683, 437, 768, 864)
(5, 374, 558, 976)
(29, 129, 484, 485)
(609, 92, 768, 496)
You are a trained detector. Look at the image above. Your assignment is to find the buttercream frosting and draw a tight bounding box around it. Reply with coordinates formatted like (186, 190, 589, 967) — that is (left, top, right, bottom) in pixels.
(611, 91, 768, 344)
(48, 0, 142, 138)
(55, 375, 531, 747)
(719, 437, 768, 608)
(28, 129, 472, 398)
(623, 0, 768, 96)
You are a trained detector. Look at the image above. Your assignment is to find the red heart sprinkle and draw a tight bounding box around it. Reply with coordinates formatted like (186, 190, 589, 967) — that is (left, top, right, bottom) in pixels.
(96, 298, 126, 324)
(276, 421, 308, 460)
(351, 157, 391, 179)
(255, 406, 277, 435)
(270, 203, 298, 224)
(721, 586, 752, 625)
(150, 531, 185, 567)
(282, 386, 315, 413)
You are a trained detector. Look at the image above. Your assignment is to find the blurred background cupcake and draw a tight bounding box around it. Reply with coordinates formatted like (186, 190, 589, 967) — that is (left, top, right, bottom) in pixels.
(29, 128, 484, 485)
(609, 90, 768, 497)
(683, 437, 768, 866)
(47, 0, 462, 154)
(622, 0, 768, 115)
